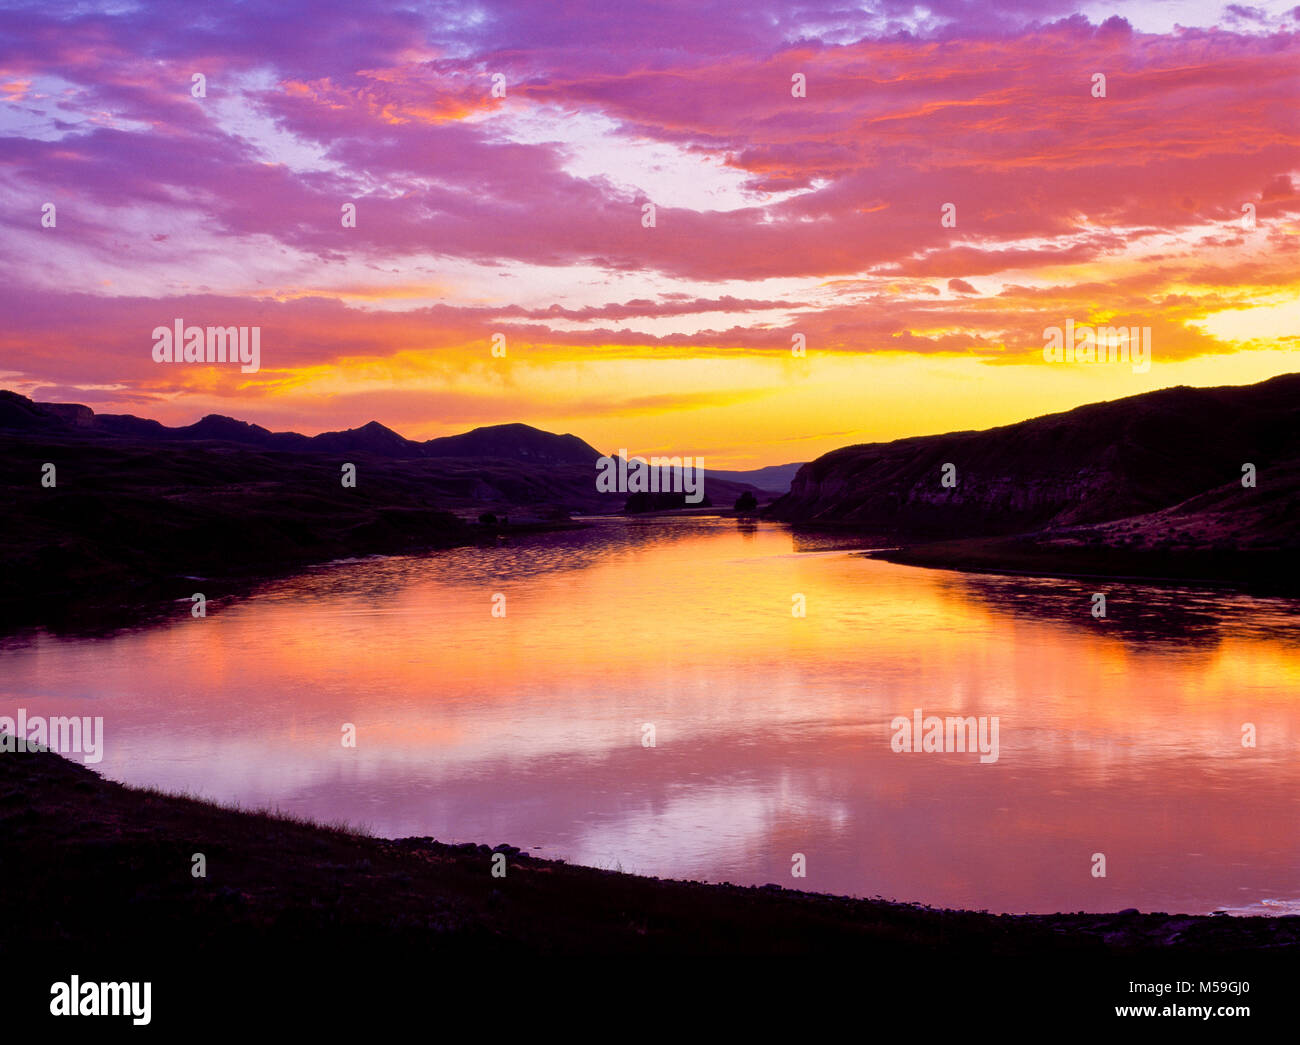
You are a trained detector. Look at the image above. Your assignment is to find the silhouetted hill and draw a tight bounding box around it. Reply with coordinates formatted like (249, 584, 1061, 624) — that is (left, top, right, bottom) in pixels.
(0, 394, 616, 468)
(171, 414, 313, 450)
(0, 391, 72, 430)
(91, 413, 173, 440)
(0, 392, 758, 506)
(0, 391, 765, 631)
(771, 374, 1300, 536)
(422, 422, 602, 466)
(311, 420, 421, 457)
(709, 462, 805, 494)
(769, 373, 1300, 586)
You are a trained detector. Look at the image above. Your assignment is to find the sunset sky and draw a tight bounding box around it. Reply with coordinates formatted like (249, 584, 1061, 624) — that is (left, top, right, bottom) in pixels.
(1, 0, 1297, 468)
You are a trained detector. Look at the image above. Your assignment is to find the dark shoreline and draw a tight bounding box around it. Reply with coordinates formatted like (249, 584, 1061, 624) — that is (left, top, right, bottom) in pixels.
(0, 426, 766, 638)
(4, 746, 1297, 958)
(6, 748, 1297, 1028)
(0, 520, 581, 639)
(858, 536, 1300, 595)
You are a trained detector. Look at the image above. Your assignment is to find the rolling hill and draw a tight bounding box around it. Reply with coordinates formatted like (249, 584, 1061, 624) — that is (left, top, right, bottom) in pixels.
(769, 373, 1300, 585)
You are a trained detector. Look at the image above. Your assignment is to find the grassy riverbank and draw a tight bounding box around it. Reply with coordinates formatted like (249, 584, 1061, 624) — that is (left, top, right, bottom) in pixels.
(4, 746, 1297, 959)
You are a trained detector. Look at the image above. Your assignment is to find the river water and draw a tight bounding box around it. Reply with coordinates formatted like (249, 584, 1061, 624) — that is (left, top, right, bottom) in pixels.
(3, 516, 1297, 914)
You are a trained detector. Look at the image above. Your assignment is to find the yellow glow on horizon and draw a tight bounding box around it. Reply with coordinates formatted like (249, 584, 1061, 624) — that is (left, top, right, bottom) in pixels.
(183, 346, 1298, 469)
(1191, 299, 1300, 345)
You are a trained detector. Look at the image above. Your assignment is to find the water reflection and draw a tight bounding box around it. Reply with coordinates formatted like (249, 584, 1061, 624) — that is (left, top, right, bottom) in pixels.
(1, 517, 1297, 914)
(926, 568, 1300, 651)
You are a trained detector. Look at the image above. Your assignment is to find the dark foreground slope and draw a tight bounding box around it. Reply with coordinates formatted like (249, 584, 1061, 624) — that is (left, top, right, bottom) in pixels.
(3, 747, 1297, 973)
(769, 374, 1300, 588)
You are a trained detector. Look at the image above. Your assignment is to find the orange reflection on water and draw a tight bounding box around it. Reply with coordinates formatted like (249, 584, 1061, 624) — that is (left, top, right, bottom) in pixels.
(2, 517, 1297, 913)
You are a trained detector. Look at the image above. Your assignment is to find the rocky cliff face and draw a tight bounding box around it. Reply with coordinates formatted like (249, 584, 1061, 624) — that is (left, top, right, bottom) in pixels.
(39, 402, 95, 427)
(769, 374, 1300, 540)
